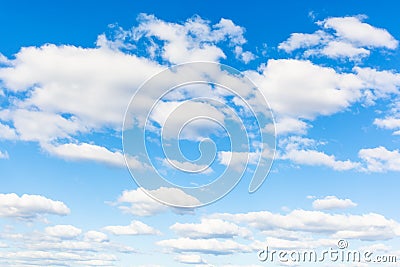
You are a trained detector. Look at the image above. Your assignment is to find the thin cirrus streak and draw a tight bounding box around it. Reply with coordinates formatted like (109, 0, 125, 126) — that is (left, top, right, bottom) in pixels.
(122, 62, 276, 207)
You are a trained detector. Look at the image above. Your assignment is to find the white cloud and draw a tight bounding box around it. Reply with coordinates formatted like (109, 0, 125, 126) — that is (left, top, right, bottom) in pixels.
(0, 150, 9, 159)
(43, 142, 146, 169)
(211, 209, 400, 241)
(0, 42, 162, 165)
(312, 196, 357, 210)
(132, 14, 247, 64)
(279, 16, 398, 60)
(0, 193, 70, 220)
(246, 59, 363, 120)
(234, 46, 256, 63)
(0, 109, 83, 143)
(374, 117, 400, 131)
(359, 146, 400, 172)
(0, 14, 255, 169)
(157, 238, 252, 255)
(163, 158, 212, 174)
(103, 220, 160, 235)
(0, 251, 118, 266)
(355, 67, 400, 98)
(322, 16, 398, 49)
(149, 100, 225, 141)
(174, 254, 206, 264)
(279, 136, 360, 171)
(278, 138, 400, 173)
(264, 117, 308, 136)
(116, 187, 201, 214)
(315, 41, 370, 60)
(0, 122, 17, 140)
(0, 224, 135, 266)
(84, 231, 109, 243)
(217, 151, 259, 172)
(278, 30, 328, 52)
(45, 225, 82, 239)
(115, 188, 168, 216)
(0, 44, 160, 126)
(282, 148, 359, 171)
(170, 218, 252, 239)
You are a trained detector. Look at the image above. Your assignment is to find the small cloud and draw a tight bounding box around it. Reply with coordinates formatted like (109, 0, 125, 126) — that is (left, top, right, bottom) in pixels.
(0, 150, 9, 159)
(234, 46, 256, 64)
(174, 254, 206, 264)
(312, 196, 358, 210)
(114, 187, 200, 216)
(45, 225, 82, 239)
(103, 220, 161, 236)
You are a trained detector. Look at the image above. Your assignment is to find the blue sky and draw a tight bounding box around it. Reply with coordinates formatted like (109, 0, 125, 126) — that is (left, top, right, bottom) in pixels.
(1, 0, 400, 266)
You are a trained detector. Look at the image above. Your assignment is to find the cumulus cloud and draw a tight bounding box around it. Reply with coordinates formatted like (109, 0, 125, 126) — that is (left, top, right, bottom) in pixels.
(374, 117, 400, 132)
(0, 14, 255, 169)
(279, 136, 360, 171)
(359, 146, 400, 172)
(245, 59, 367, 137)
(0, 193, 70, 221)
(45, 225, 82, 239)
(277, 138, 400, 173)
(84, 231, 109, 243)
(279, 15, 398, 60)
(322, 16, 398, 49)
(43, 142, 147, 169)
(115, 188, 168, 216)
(312, 196, 358, 210)
(0, 225, 134, 266)
(103, 220, 160, 235)
(170, 218, 252, 239)
(131, 14, 247, 64)
(114, 187, 200, 216)
(0, 122, 17, 140)
(211, 209, 400, 241)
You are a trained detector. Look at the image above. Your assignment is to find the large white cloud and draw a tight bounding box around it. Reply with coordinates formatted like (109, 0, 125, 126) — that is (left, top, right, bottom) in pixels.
(322, 16, 398, 49)
(245, 59, 368, 137)
(0, 14, 252, 168)
(0, 13, 400, 173)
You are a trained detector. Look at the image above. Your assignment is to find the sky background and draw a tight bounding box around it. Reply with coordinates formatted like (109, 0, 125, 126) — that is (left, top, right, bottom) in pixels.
(1, 0, 400, 266)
